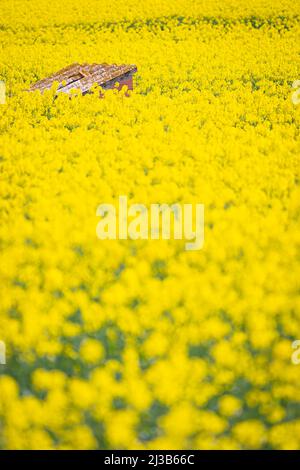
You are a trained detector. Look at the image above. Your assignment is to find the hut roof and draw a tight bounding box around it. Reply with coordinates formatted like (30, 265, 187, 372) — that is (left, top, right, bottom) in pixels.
(29, 63, 137, 94)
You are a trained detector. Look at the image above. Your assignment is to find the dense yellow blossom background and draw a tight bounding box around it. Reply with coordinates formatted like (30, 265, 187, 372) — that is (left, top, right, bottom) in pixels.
(0, 0, 300, 450)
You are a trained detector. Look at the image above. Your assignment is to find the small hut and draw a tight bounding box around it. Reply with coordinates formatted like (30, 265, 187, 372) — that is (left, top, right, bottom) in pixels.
(28, 63, 137, 95)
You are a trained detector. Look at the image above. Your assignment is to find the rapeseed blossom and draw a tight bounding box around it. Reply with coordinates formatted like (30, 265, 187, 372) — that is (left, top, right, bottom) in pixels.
(0, 0, 300, 450)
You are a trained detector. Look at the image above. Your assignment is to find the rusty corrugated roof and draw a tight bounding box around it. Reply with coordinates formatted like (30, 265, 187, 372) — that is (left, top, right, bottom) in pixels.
(28, 63, 137, 94)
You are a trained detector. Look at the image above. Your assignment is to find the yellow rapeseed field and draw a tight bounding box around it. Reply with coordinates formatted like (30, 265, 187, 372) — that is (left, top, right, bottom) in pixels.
(0, 0, 300, 450)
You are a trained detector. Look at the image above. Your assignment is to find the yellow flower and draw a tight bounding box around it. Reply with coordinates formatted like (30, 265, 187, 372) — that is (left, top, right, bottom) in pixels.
(79, 339, 105, 364)
(219, 395, 242, 417)
(0, 0, 299, 450)
(232, 421, 266, 449)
